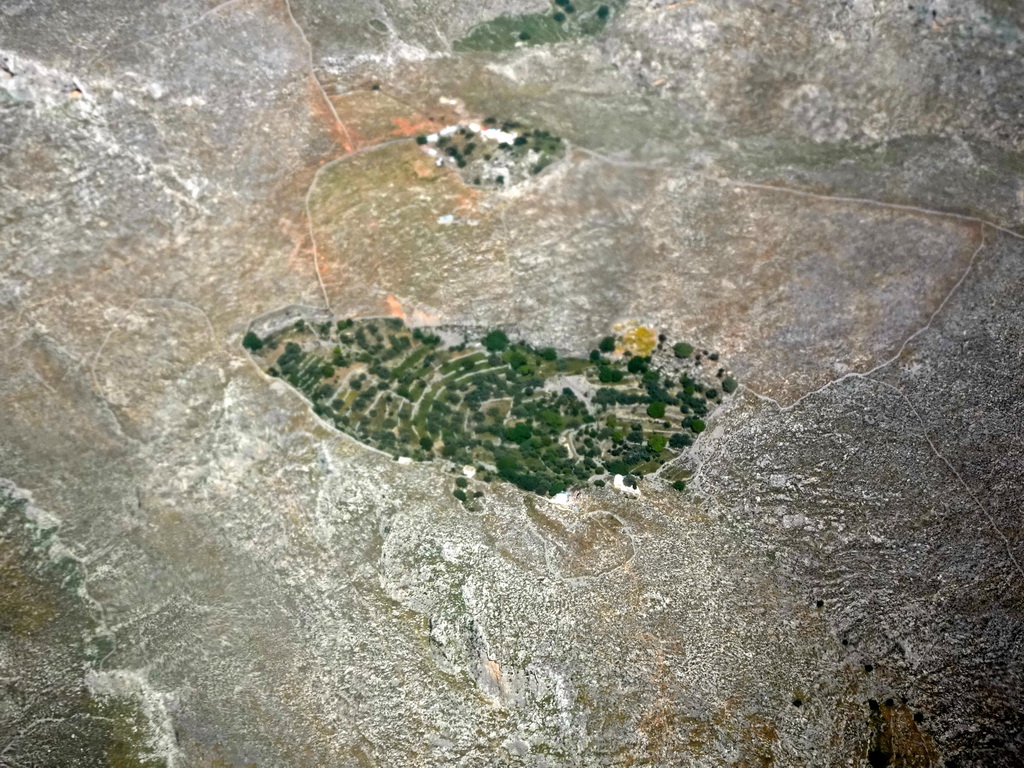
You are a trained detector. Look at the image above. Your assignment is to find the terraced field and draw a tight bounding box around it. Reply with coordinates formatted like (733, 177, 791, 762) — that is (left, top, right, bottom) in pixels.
(245, 317, 736, 497)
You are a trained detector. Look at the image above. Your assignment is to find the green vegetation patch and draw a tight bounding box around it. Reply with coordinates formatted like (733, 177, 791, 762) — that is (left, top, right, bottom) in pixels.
(419, 119, 566, 186)
(454, 0, 626, 52)
(246, 317, 736, 497)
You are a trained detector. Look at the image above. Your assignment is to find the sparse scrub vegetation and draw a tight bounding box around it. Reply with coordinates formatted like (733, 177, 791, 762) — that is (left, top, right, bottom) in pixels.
(454, 0, 626, 52)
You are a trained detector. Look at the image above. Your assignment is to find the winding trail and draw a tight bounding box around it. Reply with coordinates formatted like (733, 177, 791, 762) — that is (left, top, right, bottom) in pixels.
(742, 229, 989, 413)
(113, 0, 1023, 585)
(872, 378, 1024, 584)
(572, 145, 1024, 242)
(734, 227, 1024, 584)
(301, 138, 415, 313)
(570, 148, 1024, 582)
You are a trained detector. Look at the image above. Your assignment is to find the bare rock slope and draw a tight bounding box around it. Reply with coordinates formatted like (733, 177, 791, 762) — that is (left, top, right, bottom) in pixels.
(1, 0, 1022, 765)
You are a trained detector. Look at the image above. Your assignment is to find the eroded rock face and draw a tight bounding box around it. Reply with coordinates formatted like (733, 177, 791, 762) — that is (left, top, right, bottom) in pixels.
(1, 0, 1022, 765)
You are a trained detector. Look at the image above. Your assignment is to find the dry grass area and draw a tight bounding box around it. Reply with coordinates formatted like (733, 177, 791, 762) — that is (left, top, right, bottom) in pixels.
(329, 89, 458, 150)
(308, 134, 980, 402)
(310, 140, 509, 319)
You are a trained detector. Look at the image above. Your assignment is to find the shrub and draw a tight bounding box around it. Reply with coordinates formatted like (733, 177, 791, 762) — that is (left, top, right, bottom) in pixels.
(455, 476, 469, 488)
(673, 342, 693, 358)
(453, 489, 468, 502)
(646, 401, 666, 419)
(605, 460, 630, 475)
(721, 377, 738, 394)
(419, 436, 434, 450)
(539, 347, 557, 361)
(627, 356, 647, 374)
(669, 433, 691, 449)
(599, 335, 616, 352)
(503, 348, 528, 369)
(598, 366, 624, 383)
(504, 422, 533, 443)
(672, 480, 686, 491)
(242, 331, 263, 351)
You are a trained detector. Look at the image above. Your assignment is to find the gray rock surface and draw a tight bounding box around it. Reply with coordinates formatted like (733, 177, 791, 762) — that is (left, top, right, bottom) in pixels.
(1, 0, 1022, 765)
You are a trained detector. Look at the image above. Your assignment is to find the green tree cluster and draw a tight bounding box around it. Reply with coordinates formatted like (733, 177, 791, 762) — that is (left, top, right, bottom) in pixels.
(243, 331, 263, 351)
(252, 317, 730, 498)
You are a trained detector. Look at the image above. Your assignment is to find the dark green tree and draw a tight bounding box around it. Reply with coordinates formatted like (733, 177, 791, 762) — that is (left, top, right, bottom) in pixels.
(242, 331, 263, 351)
(646, 401, 666, 419)
(599, 336, 616, 352)
(627, 356, 648, 374)
(605, 460, 630, 475)
(673, 342, 693, 358)
(669, 433, 691, 449)
(504, 422, 533, 443)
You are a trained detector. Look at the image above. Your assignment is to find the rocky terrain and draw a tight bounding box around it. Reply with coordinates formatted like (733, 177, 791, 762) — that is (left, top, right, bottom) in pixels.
(1, 0, 1022, 765)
